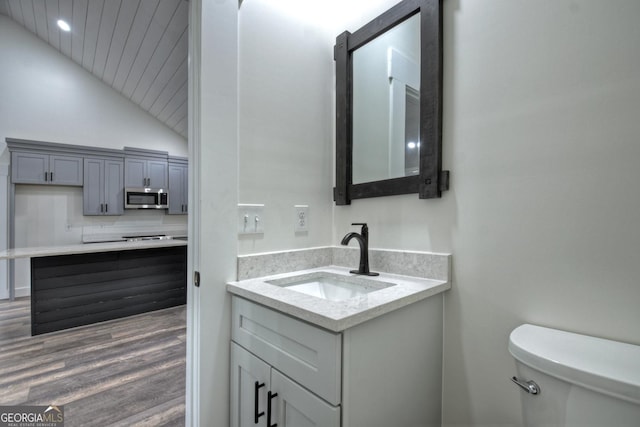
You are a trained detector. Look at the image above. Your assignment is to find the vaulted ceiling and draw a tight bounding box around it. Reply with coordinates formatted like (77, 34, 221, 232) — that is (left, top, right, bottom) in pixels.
(0, 0, 189, 138)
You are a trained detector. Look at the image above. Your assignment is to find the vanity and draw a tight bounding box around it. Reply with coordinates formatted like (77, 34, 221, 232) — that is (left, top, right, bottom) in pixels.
(227, 249, 450, 427)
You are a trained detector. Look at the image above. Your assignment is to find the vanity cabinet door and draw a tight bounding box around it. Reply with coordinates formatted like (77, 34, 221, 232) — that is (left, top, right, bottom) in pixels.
(270, 369, 340, 427)
(231, 343, 271, 427)
(231, 343, 340, 427)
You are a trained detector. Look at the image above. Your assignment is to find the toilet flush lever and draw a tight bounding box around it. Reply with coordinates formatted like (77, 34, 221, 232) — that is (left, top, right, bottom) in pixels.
(511, 376, 540, 395)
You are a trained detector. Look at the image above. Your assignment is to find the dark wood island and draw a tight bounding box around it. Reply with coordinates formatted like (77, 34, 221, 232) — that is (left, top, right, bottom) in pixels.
(1, 240, 187, 335)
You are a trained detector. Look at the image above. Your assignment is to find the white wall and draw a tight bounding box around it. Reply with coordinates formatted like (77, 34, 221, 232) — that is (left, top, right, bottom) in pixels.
(332, 0, 640, 425)
(237, 0, 335, 254)
(234, 0, 413, 256)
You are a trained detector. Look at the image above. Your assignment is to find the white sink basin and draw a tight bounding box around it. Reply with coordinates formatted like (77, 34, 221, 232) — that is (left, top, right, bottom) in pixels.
(267, 271, 395, 302)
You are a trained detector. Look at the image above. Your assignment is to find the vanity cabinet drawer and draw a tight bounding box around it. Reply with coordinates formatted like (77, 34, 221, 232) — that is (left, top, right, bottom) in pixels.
(231, 296, 342, 405)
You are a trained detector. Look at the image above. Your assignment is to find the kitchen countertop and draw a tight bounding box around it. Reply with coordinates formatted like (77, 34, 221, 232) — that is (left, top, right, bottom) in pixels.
(0, 238, 187, 260)
(227, 265, 450, 332)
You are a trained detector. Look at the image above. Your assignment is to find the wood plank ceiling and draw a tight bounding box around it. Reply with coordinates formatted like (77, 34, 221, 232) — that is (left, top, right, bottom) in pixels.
(0, 0, 188, 138)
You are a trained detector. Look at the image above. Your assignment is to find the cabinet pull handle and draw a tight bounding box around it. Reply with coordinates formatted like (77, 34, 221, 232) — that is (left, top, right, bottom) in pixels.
(100, 204, 104, 213)
(44, 172, 48, 182)
(267, 391, 278, 427)
(50, 172, 53, 181)
(105, 204, 108, 213)
(254, 381, 265, 423)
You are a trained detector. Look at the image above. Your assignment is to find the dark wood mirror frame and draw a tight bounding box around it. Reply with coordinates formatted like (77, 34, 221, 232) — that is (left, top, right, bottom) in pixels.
(333, 0, 448, 205)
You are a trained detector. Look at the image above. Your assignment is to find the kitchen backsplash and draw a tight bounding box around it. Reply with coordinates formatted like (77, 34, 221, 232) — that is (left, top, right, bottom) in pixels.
(82, 222, 187, 242)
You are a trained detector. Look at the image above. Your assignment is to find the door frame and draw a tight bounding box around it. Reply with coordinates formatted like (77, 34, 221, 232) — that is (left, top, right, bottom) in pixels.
(186, 0, 239, 425)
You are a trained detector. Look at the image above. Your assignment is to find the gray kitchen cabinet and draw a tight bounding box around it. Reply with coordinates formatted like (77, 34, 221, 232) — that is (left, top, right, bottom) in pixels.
(231, 343, 340, 427)
(168, 162, 188, 214)
(83, 158, 124, 216)
(124, 158, 168, 188)
(231, 294, 443, 427)
(11, 151, 83, 186)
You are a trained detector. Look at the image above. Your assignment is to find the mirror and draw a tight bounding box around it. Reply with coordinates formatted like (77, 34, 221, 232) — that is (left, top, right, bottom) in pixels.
(352, 13, 420, 184)
(334, 0, 448, 205)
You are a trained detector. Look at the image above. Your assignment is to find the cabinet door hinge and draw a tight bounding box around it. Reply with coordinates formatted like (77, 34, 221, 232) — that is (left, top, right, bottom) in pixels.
(194, 271, 200, 287)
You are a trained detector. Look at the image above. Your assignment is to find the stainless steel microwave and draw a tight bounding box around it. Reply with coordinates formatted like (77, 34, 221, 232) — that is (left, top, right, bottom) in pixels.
(125, 188, 169, 209)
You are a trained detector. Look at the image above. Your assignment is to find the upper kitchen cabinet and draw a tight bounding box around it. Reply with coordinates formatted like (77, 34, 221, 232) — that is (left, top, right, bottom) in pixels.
(84, 156, 125, 216)
(7, 139, 84, 186)
(124, 147, 169, 189)
(11, 151, 83, 186)
(168, 156, 188, 215)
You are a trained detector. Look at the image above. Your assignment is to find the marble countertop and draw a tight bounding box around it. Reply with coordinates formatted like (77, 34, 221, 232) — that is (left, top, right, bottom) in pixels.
(227, 265, 450, 332)
(0, 238, 187, 260)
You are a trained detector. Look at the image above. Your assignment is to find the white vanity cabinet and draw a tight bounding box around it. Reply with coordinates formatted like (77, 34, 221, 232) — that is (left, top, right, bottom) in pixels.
(231, 343, 340, 427)
(231, 296, 341, 427)
(230, 294, 444, 427)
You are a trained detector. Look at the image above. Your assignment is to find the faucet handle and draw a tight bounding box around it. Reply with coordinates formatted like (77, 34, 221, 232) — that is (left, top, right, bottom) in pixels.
(351, 223, 368, 234)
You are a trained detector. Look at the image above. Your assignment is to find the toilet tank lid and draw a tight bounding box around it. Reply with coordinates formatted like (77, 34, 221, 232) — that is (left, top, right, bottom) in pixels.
(509, 324, 640, 405)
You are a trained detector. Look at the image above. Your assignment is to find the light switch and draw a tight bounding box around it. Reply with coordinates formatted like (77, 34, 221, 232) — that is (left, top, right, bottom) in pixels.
(294, 205, 309, 232)
(238, 204, 265, 235)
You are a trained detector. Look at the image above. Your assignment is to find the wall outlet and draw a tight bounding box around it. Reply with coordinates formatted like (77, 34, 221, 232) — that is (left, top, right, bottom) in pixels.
(238, 204, 265, 235)
(294, 205, 309, 232)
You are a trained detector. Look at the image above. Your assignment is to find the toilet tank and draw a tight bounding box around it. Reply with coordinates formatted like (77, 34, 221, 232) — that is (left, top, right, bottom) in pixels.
(509, 324, 640, 427)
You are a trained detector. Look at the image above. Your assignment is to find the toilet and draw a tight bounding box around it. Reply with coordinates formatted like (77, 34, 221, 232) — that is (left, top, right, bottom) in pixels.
(509, 324, 640, 427)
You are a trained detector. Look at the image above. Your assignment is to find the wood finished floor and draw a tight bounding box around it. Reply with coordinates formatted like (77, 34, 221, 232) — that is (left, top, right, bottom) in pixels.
(0, 297, 186, 427)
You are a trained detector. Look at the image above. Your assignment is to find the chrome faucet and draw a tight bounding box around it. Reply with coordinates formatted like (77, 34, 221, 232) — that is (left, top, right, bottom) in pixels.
(341, 223, 379, 276)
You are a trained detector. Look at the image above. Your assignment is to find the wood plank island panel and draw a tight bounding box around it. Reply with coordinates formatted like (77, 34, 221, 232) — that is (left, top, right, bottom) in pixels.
(31, 246, 187, 335)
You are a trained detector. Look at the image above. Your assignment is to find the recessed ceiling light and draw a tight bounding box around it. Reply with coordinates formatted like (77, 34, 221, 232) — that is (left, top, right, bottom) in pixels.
(57, 19, 70, 32)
